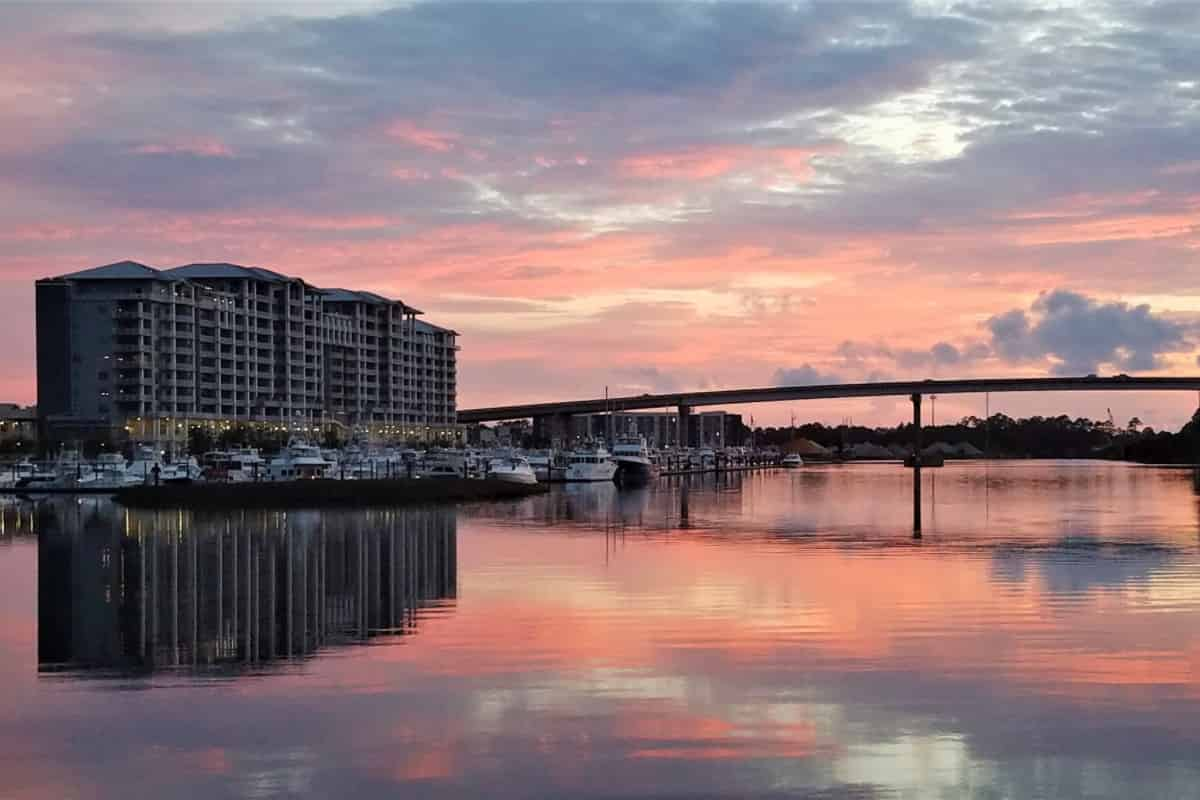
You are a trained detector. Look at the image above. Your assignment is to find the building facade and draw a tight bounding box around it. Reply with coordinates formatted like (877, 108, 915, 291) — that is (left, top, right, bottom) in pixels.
(562, 410, 746, 448)
(35, 261, 458, 445)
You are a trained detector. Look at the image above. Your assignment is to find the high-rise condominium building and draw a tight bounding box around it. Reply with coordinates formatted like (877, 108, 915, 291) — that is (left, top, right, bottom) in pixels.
(35, 261, 458, 445)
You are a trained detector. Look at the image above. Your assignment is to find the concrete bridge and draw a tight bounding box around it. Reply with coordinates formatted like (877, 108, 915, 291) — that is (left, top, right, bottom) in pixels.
(459, 375, 1200, 424)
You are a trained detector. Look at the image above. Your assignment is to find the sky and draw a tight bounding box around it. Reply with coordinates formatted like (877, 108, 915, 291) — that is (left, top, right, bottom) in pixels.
(2, 0, 1199, 428)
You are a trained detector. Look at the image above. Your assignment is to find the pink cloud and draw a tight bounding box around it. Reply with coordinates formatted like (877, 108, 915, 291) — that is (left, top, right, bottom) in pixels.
(386, 119, 461, 152)
(618, 144, 831, 181)
(391, 166, 432, 182)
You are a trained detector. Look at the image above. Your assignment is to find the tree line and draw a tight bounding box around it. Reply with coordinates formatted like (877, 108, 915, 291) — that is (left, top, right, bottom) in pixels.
(751, 410, 1200, 463)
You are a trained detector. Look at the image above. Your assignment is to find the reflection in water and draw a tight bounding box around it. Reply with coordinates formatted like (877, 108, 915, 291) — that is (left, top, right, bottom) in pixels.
(5, 463, 1200, 799)
(38, 500, 456, 673)
(0, 498, 38, 541)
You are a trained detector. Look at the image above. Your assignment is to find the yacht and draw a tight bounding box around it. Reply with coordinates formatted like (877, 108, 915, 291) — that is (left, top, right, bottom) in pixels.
(780, 453, 804, 468)
(611, 436, 656, 483)
(1, 460, 42, 490)
(420, 449, 467, 479)
(563, 444, 618, 483)
(9, 459, 59, 490)
(160, 455, 203, 484)
(266, 440, 333, 481)
(76, 452, 129, 489)
(486, 455, 538, 485)
(523, 450, 554, 482)
(124, 445, 165, 485)
(202, 447, 266, 482)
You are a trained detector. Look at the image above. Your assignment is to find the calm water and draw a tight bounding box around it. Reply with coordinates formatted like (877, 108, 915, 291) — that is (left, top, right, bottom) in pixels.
(3, 462, 1199, 799)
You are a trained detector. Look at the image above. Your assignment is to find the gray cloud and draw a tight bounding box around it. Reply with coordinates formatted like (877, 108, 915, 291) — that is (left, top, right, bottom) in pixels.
(832, 339, 991, 375)
(987, 290, 1190, 375)
(802, 290, 1192, 382)
(773, 364, 843, 386)
(616, 366, 683, 394)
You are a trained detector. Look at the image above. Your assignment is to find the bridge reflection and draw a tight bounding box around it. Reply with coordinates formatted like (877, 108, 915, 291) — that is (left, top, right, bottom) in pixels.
(37, 500, 456, 674)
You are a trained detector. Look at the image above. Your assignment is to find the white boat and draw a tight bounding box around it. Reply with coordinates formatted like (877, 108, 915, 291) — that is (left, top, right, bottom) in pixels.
(160, 456, 202, 484)
(781, 453, 804, 468)
(124, 445, 203, 485)
(266, 440, 333, 481)
(524, 450, 553, 482)
(420, 449, 467, 479)
(563, 445, 618, 483)
(0, 460, 39, 489)
(122, 445, 160, 485)
(8, 459, 59, 490)
(611, 436, 656, 483)
(202, 447, 266, 482)
(486, 455, 538, 485)
(75, 452, 129, 489)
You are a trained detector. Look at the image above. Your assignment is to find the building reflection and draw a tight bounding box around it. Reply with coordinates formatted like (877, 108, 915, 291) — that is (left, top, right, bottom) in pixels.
(0, 497, 38, 541)
(38, 499, 456, 673)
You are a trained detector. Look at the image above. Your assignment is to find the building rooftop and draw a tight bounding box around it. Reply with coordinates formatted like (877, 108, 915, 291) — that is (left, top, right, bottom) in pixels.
(321, 287, 422, 314)
(56, 260, 163, 281)
(415, 319, 459, 336)
(45, 261, 422, 313)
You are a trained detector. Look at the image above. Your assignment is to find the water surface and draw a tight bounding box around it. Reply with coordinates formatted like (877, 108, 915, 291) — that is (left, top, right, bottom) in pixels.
(3, 462, 1199, 799)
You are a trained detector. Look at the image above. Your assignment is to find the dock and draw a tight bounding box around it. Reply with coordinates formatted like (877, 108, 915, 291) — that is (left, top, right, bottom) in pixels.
(114, 477, 548, 510)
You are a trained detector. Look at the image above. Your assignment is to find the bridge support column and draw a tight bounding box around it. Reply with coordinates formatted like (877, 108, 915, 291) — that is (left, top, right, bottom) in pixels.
(912, 393, 922, 536)
(677, 404, 691, 448)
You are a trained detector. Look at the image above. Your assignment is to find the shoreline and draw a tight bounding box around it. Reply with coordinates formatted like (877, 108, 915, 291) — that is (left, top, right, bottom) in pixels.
(113, 477, 548, 510)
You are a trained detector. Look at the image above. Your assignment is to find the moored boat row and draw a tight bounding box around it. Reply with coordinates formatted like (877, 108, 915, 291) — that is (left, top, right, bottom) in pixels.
(2, 437, 796, 492)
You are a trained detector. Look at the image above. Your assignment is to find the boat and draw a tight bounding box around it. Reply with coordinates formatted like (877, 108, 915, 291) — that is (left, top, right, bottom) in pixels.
(611, 436, 656, 483)
(486, 455, 538, 485)
(780, 453, 804, 468)
(75, 452, 129, 489)
(266, 440, 333, 481)
(524, 450, 554, 482)
(420, 449, 467, 479)
(563, 444, 618, 483)
(0, 459, 45, 490)
(123, 445, 164, 485)
(202, 448, 266, 482)
(11, 459, 60, 490)
(160, 456, 203, 484)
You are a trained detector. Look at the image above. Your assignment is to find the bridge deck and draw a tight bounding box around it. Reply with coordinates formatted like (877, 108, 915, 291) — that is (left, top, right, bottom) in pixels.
(457, 376, 1200, 423)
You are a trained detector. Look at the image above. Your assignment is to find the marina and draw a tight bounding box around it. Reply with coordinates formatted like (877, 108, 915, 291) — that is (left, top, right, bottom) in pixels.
(0, 436, 794, 496)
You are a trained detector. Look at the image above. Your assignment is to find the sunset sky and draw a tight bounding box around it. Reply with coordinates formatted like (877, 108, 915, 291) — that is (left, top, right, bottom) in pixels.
(3, 1, 1199, 427)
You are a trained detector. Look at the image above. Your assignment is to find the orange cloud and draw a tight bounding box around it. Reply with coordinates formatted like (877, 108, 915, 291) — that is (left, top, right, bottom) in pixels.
(619, 145, 830, 181)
